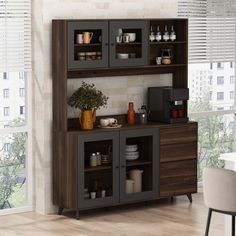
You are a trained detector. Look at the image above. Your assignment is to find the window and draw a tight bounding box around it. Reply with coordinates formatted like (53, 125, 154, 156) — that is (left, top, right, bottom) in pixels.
(178, 0, 236, 181)
(3, 89, 9, 98)
(217, 92, 224, 101)
(19, 88, 25, 97)
(230, 91, 234, 100)
(217, 76, 224, 85)
(3, 143, 10, 152)
(0, 0, 32, 213)
(20, 106, 25, 115)
(209, 76, 213, 85)
(3, 72, 9, 80)
(3, 107, 10, 116)
(217, 62, 224, 69)
(230, 76, 234, 84)
(209, 91, 212, 101)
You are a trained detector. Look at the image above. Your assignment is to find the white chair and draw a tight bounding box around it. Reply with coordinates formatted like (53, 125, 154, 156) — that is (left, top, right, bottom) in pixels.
(203, 167, 236, 236)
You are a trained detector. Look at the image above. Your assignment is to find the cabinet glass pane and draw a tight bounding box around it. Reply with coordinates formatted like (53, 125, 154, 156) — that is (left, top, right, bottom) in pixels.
(125, 136, 153, 194)
(83, 140, 113, 200)
(115, 28, 142, 60)
(74, 29, 102, 62)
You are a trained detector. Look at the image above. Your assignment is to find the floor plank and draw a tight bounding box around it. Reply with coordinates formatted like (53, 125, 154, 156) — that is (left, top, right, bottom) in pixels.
(0, 193, 224, 236)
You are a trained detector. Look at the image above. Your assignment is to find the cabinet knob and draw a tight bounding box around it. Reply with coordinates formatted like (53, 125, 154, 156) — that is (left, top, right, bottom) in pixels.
(104, 42, 108, 46)
(115, 166, 119, 169)
(111, 43, 114, 46)
(121, 165, 125, 168)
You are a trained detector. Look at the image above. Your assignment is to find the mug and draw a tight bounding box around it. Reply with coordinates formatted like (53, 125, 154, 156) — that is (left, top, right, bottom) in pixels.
(83, 32, 93, 44)
(76, 34, 83, 44)
(123, 35, 130, 43)
(116, 35, 122, 43)
(100, 118, 117, 127)
(156, 57, 162, 65)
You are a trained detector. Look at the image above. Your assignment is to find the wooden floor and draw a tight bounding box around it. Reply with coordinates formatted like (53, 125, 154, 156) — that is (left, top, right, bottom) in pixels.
(0, 193, 224, 236)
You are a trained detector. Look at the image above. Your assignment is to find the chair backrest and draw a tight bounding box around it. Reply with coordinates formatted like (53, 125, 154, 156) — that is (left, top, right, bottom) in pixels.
(203, 167, 236, 213)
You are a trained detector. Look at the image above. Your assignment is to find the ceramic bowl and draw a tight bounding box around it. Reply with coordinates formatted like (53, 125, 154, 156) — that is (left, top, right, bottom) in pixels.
(123, 33, 136, 42)
(117, 53, 129, 59)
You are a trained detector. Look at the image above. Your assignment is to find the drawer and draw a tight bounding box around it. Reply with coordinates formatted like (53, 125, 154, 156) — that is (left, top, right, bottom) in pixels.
(160, 123, 197, 145)
(160, 175, 197, 197)
(160, 142, 197, 162)
(160, 159, 197, 179)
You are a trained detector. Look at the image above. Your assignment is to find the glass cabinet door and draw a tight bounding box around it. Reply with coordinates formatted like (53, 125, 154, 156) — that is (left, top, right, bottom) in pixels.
(77, 132, 119, 209)
(119, 128, 159, 203)
(68, 21, 109, 69)
(109, 20, 149, 67)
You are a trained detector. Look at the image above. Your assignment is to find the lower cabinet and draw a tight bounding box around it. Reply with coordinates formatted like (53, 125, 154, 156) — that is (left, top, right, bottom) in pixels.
(53, 122, 198, 218)
(77, 128, 159, 209)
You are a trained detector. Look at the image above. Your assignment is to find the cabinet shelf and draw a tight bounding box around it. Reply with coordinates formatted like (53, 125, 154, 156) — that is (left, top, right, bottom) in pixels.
(150, 41, 187, 45)
(84, 165, 112, 172)
(116, 42, 141, 46)
(126, 160, 152, 167)
(74, 43, 102, 47)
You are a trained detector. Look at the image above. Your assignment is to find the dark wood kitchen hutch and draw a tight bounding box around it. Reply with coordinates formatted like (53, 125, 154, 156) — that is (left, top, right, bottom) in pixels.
(52, 18, 198, 219)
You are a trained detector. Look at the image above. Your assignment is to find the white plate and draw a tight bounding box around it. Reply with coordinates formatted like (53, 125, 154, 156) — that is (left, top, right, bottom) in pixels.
(126, 151, 139, 156)
(98, 124, 122, 129)
(126, 155, 139, 160)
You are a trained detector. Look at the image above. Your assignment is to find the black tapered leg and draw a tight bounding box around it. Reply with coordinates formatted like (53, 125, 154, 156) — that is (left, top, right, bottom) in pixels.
(205, 208, 212, 236)
(171, 196, 174, 202)
(187, 193, 192, 203)
(58, 206, 64, 215)
(76, 211, 80, 220)
(232, 215, 235, 236)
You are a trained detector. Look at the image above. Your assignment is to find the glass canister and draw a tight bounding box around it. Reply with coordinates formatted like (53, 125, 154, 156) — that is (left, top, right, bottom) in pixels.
(161, 49, 171, 65)
(90, 153, 97, 167)
(96, 152, 102, 166)
(138, 105, 147, 124)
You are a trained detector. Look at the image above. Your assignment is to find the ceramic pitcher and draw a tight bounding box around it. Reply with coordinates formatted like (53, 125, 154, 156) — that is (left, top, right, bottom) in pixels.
(83, 32, 93, 44)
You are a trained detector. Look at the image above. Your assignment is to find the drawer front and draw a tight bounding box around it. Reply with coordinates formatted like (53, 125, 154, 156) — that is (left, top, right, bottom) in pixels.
(160, 142, 197, 162)
(160, 175, 197, 197)
(160, 159, 197, 179)
(160, 123, 197, 145)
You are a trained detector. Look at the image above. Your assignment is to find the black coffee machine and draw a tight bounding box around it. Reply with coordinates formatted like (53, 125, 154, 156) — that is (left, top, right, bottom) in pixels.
(147, 86, 189, 123)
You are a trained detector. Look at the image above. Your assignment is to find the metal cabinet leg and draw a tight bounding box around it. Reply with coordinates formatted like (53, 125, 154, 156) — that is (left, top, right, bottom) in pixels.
(58, 206, 64, 215)
(232, 215, 235, 236)
(76, 211, 80, 220)
(205, 208, 212, 236)
(187, 193, 192, 203)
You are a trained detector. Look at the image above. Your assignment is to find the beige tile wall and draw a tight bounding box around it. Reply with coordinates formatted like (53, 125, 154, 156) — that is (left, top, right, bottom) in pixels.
(32, 0, 177, 214)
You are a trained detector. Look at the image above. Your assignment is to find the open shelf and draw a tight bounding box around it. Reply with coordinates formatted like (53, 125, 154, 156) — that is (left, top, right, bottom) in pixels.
(150, 41, 187, 45)
(85, 165, 112, 172)
(126, 160, 152, 167)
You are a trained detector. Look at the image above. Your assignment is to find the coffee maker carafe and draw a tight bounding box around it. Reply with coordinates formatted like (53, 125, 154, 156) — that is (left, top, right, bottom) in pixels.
(147, 86, 189, 123)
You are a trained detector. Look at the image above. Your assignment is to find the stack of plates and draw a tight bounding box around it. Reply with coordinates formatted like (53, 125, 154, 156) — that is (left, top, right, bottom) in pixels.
(126, 145, 139, 160)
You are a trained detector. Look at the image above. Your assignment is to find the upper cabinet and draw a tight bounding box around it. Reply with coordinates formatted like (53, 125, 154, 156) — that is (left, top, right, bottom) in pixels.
(109, 20, 148, 67)
(68, 21, 109, 69)
(52, 18, 188, 80)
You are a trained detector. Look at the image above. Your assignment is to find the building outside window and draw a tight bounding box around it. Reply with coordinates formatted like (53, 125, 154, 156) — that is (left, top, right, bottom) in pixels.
(3, 107, 10, 116)
(230, 91, 234, 100)
(19, 88, 25, 97)
(3, 89, 9, 98)
(217, 92, 224, 101)
(3, 72, 9, 80)
(230, 76, 234, 84)
(217, 76, 224, 85)
(20, 106, 25, 115)
(217, 62, 224, 69)
(3, 143, 10, 152)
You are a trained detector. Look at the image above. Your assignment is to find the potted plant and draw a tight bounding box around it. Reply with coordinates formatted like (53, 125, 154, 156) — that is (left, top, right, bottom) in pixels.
(68, 81, 108, 130)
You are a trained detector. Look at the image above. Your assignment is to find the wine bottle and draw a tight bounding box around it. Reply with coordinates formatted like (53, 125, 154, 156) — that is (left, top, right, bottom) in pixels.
(149, 26, 155, 42)
(170, 25, 176, 41)
(163, 25, 170, 42)
(155, 26, 162, 42)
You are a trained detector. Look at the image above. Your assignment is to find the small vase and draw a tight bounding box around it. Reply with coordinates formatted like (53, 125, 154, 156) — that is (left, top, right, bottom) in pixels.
(80, 110, 96, 130)
(127, 102, 135, 125)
